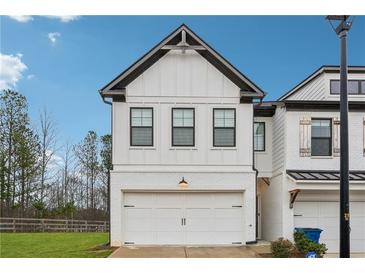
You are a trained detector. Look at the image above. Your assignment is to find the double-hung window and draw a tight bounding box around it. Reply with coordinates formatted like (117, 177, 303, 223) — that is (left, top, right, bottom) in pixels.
(311, 118, 332, 156)
(172, 108, 194, 146)
(213, 109, 236, 147)
(130, 108, 153, 146)
(254, 122, 265, 151)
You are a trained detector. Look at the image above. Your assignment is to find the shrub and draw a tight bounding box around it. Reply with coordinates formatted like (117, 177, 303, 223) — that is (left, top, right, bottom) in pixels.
(271, 237, 295, 258)
(294, 231, 328, 258)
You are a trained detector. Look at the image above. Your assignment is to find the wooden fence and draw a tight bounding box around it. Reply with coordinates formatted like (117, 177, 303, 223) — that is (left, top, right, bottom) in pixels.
(0, 217, 109, 233)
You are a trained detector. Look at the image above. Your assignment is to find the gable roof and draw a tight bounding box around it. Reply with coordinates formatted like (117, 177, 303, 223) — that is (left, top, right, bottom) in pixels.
(278, 65, 365, 101)
(99, 24, 265, 99)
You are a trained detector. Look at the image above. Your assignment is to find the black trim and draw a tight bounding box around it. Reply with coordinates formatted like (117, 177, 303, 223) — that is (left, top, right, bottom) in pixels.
(330, 79, 365, 95)
(285, 100, 365, 112)
(245, 240, 258, 245)
(100, 24, 265, 98)
(311, 118, 332, 157)
(130, 107, 154, 147)
(254, 105, 276, 117)
(171, 108, 195, 147)
(254, 122, 265, 152)
(213, 108, 236, 147)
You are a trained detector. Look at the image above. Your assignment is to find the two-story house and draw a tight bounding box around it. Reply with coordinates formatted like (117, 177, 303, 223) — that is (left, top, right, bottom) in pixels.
(255, 66, 365, 253)
(99, 24, 265, 246)
(100, 24, 365, 253)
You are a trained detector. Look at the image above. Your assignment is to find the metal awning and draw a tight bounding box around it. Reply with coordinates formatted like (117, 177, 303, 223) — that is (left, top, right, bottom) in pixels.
(287, 170, 365, 182)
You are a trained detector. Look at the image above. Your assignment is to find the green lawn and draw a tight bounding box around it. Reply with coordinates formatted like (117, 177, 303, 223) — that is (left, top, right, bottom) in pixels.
(0, 232, 113, 258)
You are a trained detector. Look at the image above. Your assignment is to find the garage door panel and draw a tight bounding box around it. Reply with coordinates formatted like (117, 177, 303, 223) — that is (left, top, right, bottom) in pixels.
(156, 232, 184, 244)
(185, 218, 215, 232)
(214, 193, 242, 207)
(294, 201, 365, 253)
(294, 217, 319, 228)
(319, 202, 338, 217)
(124, 193, 155, 207)
(215, 218, 243, 232)
(351, 217, 365, 238)
(125, 208, 152, 219)
(125, 231, 154, 244)
(185, 193, 214, 207)
(156, 193, 184, 207)
(185, 208, 213, 218)
(123, 192, 245, 245)
(214, 232, 244, 244)
(351, 239, 365, 252)
(351, 203, 365, 216)
(125, 218, 152, 232)
(295, 202, 319, 217)
(215, 208, 242, 219)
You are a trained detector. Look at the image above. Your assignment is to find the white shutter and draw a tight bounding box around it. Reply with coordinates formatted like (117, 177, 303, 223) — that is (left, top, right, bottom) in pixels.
(299, 117, 311, 157)
(363, 118, 365, 157)
(333, 118, 340, 157)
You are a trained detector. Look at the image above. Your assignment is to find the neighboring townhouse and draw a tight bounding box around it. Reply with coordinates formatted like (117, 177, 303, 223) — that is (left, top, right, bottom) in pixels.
(255, 66, 365, 253)
(99, 24, 265, 246)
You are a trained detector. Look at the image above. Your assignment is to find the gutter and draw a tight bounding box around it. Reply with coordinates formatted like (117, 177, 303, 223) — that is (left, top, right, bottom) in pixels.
(100, 91, 112, 246)
(249, 100, 260, 244)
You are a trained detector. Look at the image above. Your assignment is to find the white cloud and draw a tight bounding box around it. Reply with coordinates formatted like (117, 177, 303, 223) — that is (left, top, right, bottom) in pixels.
(0, 53, 28, 90)
(27, 74, 35, 80)
(45, 15, 80, 23)
(48, 32, 61, 44)
(8, 15, 33, 23)
(8, 15, 80, 23)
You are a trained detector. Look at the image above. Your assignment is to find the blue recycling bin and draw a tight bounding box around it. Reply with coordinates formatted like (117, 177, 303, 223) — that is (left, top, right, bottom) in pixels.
(295, 228, 323, 243)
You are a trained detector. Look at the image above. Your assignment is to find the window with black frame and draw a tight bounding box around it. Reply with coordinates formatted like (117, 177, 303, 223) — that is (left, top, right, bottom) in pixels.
(311, 118, 332, 156)
(254, 122, 265, 151)
(213, 109, 236, 147)
(130, 108, 153, 146)
(330, 80, 365, 94)
(172, 108, 194, 146)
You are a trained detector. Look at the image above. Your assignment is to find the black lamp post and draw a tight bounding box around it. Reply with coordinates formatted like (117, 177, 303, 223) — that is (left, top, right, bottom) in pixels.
(325, 15, 353, 258)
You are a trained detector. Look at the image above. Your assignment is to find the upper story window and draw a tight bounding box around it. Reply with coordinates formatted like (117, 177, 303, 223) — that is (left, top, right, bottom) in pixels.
(254, 122, 265, 151)
(330, 80, 365, 95)
(172, 108, 195, 146)
(311, 118, 332, 156)
(130, 108, 153, 146)
(213, 109, 236, 147)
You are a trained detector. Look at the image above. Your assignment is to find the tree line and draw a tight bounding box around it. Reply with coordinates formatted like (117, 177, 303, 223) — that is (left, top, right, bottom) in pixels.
(0, 90, 111, 220)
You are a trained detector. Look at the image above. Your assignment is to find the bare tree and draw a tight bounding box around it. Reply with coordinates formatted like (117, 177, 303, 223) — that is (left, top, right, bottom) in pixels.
(38, 108, 58, 204)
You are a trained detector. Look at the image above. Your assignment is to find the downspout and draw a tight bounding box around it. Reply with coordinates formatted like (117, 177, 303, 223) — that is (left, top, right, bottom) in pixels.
(101, 93, 112, 246)
(251, 98, 262, 244)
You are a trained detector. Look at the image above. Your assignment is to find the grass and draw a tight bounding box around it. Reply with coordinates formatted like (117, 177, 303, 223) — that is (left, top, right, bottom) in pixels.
(0, 232, 113, 258)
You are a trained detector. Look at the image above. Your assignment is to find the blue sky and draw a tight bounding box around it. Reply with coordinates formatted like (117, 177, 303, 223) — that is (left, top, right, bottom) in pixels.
(1, 16, 365, 144)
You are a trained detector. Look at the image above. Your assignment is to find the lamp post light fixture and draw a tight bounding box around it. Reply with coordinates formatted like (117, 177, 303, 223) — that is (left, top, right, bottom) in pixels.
(325, 15, 354, 258)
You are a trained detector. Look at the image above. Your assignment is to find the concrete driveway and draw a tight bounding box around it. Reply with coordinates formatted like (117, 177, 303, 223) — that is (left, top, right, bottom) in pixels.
(109, 246, 260, 258)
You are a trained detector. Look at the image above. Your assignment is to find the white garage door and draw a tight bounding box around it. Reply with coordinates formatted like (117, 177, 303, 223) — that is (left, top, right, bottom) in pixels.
(123, 192, 245, 245)
(294, 201, 365, 253)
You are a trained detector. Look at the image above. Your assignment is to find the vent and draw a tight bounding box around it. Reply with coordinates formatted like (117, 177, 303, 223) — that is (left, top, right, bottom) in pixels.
(124, 205, 135, 207)
(232, 205, 242, 208)
(232, 242, 242, 245)
(124, 242, 135, 244)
